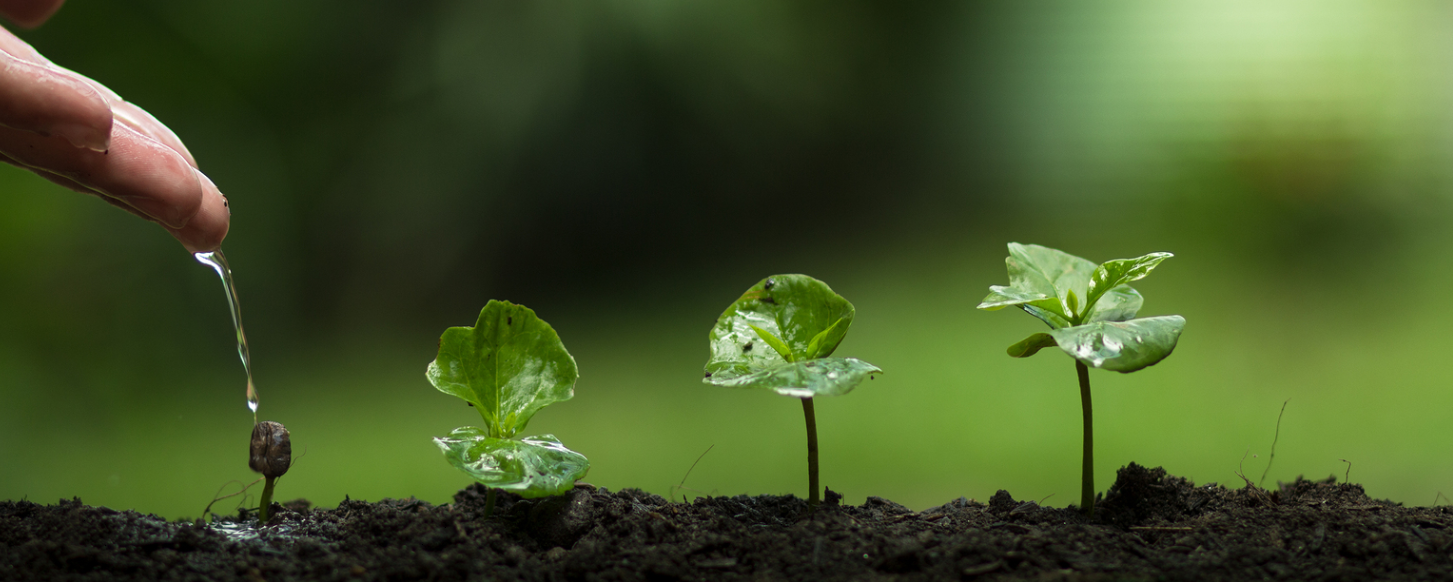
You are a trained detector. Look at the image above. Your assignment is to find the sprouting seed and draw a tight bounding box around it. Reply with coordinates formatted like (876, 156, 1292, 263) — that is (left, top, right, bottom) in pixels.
(249, 421, 291, 524)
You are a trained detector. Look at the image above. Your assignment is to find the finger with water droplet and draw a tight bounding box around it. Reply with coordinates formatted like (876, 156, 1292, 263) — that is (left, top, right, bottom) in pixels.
(0, 121, 202, 227)
(0, 44, 111, 152)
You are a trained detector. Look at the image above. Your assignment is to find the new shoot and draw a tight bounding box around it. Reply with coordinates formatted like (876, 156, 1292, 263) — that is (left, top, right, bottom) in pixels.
(978, 243, 1185, 517)
(702, 275, 882, 506)
(427, 300, 590, 517)
(249, 421, 291, 524)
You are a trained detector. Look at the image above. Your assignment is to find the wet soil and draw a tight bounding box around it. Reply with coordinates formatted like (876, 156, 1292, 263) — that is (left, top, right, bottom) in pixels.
(4, 463, 1451, 581)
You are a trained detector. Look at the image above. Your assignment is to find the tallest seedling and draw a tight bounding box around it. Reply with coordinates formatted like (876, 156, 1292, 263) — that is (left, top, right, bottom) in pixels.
(978, 243, 1185, 517)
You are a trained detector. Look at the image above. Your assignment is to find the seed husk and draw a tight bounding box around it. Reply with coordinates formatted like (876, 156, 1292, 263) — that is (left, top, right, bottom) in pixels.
(249, 421, 291, 479)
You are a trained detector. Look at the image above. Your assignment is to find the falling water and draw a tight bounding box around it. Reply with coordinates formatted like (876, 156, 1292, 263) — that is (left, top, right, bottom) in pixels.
(194, 250, 258, 424)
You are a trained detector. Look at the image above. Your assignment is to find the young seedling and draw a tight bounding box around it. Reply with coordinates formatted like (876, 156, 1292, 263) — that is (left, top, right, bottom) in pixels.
(427, 300, 590, 517)
(702, 275, 882, 506)
(249, 421, 291, 524)
(978, 243, 1185, 517)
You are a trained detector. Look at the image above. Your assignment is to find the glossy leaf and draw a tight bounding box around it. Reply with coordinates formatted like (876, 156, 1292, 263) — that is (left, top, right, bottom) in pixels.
(434, 428, 589, 498)
(707, 357, 882, 398)
(978, 243, 1097, 328)
(1007, 333, 1057, 358)
(426, 300, 578, 439)
(1046, 316, 1186, 373)
(705, 275, 855, 381)
(1086, 252, 1172, 312)
(1084, 285, 1143, 323)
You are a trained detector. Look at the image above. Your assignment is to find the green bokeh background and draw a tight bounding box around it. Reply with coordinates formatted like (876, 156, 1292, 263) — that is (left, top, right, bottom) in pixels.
(3, 1, 1452, 519)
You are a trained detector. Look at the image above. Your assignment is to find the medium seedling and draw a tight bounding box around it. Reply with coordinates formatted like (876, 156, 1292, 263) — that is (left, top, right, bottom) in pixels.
(427, 300, 590, 516)
(978, 243, 1185, 517)
(703, 275, 882, 506)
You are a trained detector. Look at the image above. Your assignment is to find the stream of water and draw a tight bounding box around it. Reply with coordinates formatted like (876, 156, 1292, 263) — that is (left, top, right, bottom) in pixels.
(193, 250, 259, 424)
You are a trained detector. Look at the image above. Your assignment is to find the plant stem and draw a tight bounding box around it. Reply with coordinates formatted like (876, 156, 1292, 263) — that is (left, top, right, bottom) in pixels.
(802, 397, 820, 506)
(484, 487, 496, 518)
(1076, 361, 1094, 517)
(258, 476, 276, 524)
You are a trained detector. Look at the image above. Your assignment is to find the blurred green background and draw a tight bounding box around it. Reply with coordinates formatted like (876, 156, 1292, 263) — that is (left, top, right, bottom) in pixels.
(3, 1, 1452, 519)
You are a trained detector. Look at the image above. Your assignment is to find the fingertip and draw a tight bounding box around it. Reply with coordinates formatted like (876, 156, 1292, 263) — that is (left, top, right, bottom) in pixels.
(0, 0, 65, 29)
(169, 169, 229, 253)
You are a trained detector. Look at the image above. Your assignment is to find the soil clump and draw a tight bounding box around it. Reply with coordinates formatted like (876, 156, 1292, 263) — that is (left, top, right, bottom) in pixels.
(3, 463, 1451, 581)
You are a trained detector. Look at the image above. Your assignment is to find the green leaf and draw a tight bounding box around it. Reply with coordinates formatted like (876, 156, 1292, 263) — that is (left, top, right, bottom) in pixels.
(426, 300, 578, 439)
(1046, 315, 1186, 373)
(1084, 285, 1143, 323)
(977, 243, 1097, 329)
(1007, 333, 1057, 358)
(748, 324, 795, 362)
(705, 275, 856, 381)
(434, 427, 589, 498)
(804, 317, 847, 361)
(705, 357, 882, 398)
(1021, 304, 1072, 329)
(1085, 252, 1172, 312)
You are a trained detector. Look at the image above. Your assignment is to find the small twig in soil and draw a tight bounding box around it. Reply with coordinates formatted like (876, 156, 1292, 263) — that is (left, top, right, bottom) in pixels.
(671, 444, 715, 503)
(202, 478, 263, 520)
(1259, 398, 1289, 488)
(1340, 459, 1352, 484)
(1434, 492, 1450, 507)
(1235, 447, 1257, 487)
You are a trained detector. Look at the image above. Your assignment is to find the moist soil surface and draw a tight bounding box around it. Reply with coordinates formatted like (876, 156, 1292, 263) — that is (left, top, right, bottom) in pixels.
(4, 463, 1452, 581)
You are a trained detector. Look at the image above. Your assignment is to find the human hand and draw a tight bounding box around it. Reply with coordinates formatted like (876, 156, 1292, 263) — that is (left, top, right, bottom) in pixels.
(0, 0, 228, 253)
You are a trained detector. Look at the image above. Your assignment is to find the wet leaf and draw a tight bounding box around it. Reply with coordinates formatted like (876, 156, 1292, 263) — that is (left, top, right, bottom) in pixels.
(1083, 285, 1143, 323)
(1007, 333, 1057, 358)
(1046, 316, 1186, 373)
(707, 357, 883, 398)
(1086, 252, 1172, 311)
(434, 428, 589, 498)
(705, 275, 855, 380)
(426, 300, 578, 439)
(978, 243, 1098, 328)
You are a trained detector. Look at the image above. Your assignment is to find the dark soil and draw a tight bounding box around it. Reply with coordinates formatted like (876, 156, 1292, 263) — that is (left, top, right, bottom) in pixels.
(4, 463, 1451, 581)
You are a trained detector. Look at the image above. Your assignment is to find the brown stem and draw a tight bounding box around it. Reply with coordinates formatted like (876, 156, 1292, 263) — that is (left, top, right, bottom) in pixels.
(802, 397, 820, 506)
(1076, 361, 1094, 517)
(485, 487, 497, 518)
